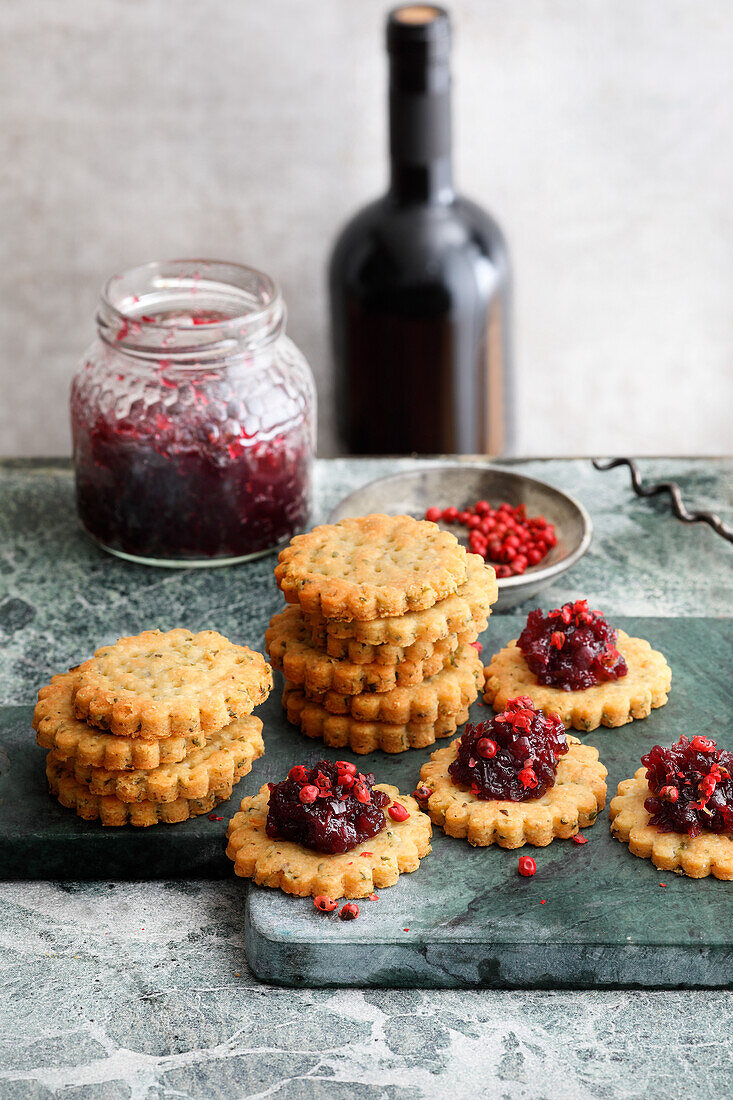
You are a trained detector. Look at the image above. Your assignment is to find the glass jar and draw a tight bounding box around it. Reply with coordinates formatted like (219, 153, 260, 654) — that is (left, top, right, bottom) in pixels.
(70, 260, 316, 566)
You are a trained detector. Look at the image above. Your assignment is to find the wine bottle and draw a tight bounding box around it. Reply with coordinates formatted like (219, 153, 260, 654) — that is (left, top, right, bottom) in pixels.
(329, 4, 513, 456)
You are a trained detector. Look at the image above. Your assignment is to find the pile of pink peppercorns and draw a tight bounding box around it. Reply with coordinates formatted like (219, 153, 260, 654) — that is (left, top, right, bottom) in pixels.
(424, 500, 557, 579)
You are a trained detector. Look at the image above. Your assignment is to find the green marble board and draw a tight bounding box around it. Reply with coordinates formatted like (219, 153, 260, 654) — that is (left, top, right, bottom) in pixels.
(1, 617, 732, 989)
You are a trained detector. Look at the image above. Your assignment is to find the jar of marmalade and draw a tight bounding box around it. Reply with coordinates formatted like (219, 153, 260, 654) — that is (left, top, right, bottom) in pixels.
(71, 260, 316, 566)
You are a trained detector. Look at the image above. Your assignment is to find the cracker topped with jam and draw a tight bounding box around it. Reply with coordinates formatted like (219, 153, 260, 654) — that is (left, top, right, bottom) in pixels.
(418, 696, 607, 848)
(484, 600, 671, 731)
(610, 735, 733, 880)
(226, 759, 431, 899)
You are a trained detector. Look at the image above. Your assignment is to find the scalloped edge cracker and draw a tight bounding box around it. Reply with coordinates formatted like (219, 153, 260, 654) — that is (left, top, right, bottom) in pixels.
(419, 736, 607, 847)
(225, 784, 431, 898)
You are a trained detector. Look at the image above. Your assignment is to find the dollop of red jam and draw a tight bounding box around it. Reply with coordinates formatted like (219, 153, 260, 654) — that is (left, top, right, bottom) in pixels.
(266, 760, 390, 854)
(642, 736, 733, 837)
(517, 599, 627, 691)
(448, 697, 568, 801)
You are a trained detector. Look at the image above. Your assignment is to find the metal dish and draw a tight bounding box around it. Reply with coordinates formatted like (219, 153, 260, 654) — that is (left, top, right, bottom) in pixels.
(327, 464, 593, 611)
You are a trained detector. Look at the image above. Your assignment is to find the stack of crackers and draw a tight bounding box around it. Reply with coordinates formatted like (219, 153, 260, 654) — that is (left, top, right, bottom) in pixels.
(33, 628, 273, 826)
(266, 514, 498, 753)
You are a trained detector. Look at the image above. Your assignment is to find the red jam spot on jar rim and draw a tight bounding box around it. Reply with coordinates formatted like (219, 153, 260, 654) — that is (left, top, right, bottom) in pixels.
(517, 599, 627, 692)
(448, 698, 568, 803)
(266, 760, 390, 855)
(642, 735, 733, 837)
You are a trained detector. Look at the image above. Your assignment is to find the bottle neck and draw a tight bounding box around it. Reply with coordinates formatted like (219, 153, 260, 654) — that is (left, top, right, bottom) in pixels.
(387, 24, 454, 204)
(389, 158, 453, 204)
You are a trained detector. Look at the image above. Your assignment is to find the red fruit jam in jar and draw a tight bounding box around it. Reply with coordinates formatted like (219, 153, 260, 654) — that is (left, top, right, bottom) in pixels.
(70, 260, 316, 566)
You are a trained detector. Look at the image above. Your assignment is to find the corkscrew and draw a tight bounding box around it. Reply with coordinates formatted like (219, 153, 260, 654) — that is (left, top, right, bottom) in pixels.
(592, 458, 733, 544)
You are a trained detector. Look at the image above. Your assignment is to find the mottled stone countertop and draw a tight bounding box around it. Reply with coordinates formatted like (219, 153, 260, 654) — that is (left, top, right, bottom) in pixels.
(0, 457, 731, 1099)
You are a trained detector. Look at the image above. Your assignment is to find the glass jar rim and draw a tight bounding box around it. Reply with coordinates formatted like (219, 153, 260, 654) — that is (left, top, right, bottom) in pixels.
(97, 259, 286, 362)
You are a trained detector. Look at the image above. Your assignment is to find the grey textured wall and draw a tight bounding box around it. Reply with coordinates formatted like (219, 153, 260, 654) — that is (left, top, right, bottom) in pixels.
(1, 0, 731, 457)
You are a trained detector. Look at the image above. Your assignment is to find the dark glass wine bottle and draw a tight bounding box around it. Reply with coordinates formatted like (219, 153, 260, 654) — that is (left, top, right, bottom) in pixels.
(329, 4, 512, 456)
